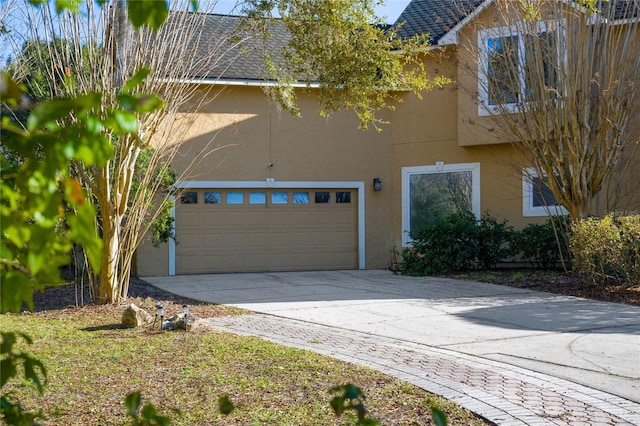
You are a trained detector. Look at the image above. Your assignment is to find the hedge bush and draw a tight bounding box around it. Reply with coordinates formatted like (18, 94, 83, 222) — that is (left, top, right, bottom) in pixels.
(400, 211, 576, 276)
(512, 217, 570, 269)
(400, 211, 514, 275)
(570, 214, 640, 285)
(401, 210, 479, 275)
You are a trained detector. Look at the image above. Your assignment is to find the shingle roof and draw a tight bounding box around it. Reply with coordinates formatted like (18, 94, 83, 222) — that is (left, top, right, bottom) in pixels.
(394, 0, 639, 43)
(394, 0, 484, 43)
(166, 1, 638, 82)
(603, 0, 640, 20)
(160, 13, 291, 82)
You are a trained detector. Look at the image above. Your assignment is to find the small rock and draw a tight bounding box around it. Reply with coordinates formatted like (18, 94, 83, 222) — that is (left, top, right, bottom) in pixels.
(122, 303, 153, 328)
(174, 312, 200, 331)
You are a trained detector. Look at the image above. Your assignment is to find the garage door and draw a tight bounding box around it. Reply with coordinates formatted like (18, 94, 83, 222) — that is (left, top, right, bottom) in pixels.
(175, 188, 358, 274)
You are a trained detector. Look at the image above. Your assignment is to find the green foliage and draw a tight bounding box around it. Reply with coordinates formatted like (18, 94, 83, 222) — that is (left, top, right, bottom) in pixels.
(477, 213, 514, 270)
(401, 211, 514, 275)
(125, 391, 177, 426)
(329, 383, 379, 425)
(217, 394, 235, 415)
(1, 68, 164, 313)
(517, 0, 609, 20)
(132, 148, 176, 247)
(2, 1, 173, 425)
(28, 0, 80, 13)
(4, 38, 99, 103)
(1, 77, 105, 313)
(328, 383, 449, 425)
(401, 211, 479, 275)
(617, 215, 640, 283)
(429, 400, 448, 426)
(0, 332, 46, 425)
(512, 217, 570, 269)
(27, 0, 188, 30)
(576, 0, 608, 14)
(570, 214, 640, 285)
(246, 0, 449, 129)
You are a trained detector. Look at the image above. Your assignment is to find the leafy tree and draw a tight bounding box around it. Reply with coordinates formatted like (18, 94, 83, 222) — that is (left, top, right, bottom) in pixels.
(0, 65, 162, 426)
(464, 0, 640, 220)
(3, 0, 238, 302)
(4, 0, 449, 303)
(1, 2, 173, 423)
(246, 0, 449, 129)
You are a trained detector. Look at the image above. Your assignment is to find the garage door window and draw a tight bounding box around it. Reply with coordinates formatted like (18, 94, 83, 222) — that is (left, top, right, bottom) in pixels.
(226, 191, 244, 205)
(315, 192, 330, 203)
(204, 191, 221, 204)
(181, 191, 198, 204)
(271, 192, 288, 204)
(293, 192, 309, 204)
(336, 191, 351, 203)
(249, 191, 266, 204)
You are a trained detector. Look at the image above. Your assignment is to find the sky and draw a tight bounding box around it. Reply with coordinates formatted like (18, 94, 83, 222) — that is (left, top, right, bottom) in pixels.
(377, 0, 412, 23)
(210, 0, 411, 24)
(0, 0, 413, 65)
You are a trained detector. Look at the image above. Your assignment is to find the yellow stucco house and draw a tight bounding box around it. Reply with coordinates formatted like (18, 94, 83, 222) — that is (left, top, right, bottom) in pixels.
(137, 0, 639, 276)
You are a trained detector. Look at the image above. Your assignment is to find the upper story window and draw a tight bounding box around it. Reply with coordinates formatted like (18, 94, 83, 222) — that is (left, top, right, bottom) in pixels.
(478, 21, 563, 116)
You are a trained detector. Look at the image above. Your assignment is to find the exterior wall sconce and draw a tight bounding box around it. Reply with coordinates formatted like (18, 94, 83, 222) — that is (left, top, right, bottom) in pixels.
(373, 177, 382, 192)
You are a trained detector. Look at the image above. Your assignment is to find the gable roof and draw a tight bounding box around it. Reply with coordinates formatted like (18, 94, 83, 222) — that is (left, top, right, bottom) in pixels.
(395, 0, 640, 45)
(394, 0, 485, 44)
(603, 0, 640, 21)
(167, 1, 639, 83)
(160, 13, 292, 84)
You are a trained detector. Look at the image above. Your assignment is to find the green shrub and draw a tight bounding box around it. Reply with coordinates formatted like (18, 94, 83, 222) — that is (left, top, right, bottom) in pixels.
(512, 217, 570, 269)
(400, 211, 513, 275)
(617, 215, 640, 283)
(477, 213, 514, 270)
(401, 211, 477, 275)
(570, 214, 640, 285)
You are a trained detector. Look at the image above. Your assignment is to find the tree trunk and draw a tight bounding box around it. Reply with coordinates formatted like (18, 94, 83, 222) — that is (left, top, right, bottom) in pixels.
(98, 216, 121, 304)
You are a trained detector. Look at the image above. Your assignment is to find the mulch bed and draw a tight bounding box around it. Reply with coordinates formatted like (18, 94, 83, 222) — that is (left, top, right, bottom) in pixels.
(446, 269, 640, 306)
(28, 268, 640, 313)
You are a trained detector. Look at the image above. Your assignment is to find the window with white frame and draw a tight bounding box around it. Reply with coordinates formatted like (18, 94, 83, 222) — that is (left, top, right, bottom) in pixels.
(522, 168, 568, 217)
(402, 163, 481, 246)
(478, 21, 563, 116)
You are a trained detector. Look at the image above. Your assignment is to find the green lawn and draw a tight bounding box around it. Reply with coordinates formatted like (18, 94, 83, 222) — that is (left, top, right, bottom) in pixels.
(2, 300, 489, 425)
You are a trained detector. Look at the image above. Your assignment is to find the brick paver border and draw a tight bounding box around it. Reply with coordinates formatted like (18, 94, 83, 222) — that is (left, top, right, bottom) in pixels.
(203, 314, 640, 426)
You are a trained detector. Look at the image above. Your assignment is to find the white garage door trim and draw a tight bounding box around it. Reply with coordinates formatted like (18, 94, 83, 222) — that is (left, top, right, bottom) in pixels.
(168, 180, 366, 276)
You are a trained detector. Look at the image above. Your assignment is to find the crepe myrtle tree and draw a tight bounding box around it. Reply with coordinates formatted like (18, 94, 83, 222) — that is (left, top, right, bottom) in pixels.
(3, 0, 449, 303)
(1, 0, 171, 421)
(463, 0, 640, 220)
(3, 0, 241, 303)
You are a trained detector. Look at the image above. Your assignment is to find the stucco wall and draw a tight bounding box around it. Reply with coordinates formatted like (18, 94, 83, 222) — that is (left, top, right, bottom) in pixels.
(137, 12, 640, 276)
(389, 45, 552, 252)
(137, 85, 394, 276)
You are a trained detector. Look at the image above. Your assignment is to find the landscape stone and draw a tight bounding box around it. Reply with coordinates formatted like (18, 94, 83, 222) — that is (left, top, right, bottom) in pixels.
(122, 303, 153, 328)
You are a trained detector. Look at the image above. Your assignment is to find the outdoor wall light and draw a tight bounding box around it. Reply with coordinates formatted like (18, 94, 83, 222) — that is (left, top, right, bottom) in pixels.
(155, 304, 165, 330)
(183, 304, 190, 332)
(373, 177, 382, 192)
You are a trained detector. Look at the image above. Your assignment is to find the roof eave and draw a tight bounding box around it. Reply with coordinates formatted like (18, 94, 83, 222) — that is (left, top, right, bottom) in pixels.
(437, 0, 639, 45)
(161, 77, 322, 88)
(437, 0, 494, 46)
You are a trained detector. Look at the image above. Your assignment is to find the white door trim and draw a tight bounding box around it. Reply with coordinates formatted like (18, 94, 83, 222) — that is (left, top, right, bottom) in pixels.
(169, 180, 366, 275)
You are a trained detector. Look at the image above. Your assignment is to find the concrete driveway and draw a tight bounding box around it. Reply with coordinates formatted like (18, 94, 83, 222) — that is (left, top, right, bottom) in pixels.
(143, 270, 640, 403)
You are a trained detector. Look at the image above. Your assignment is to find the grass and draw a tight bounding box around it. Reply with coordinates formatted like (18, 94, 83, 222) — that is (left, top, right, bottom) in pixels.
(1, 294, 490, 425)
